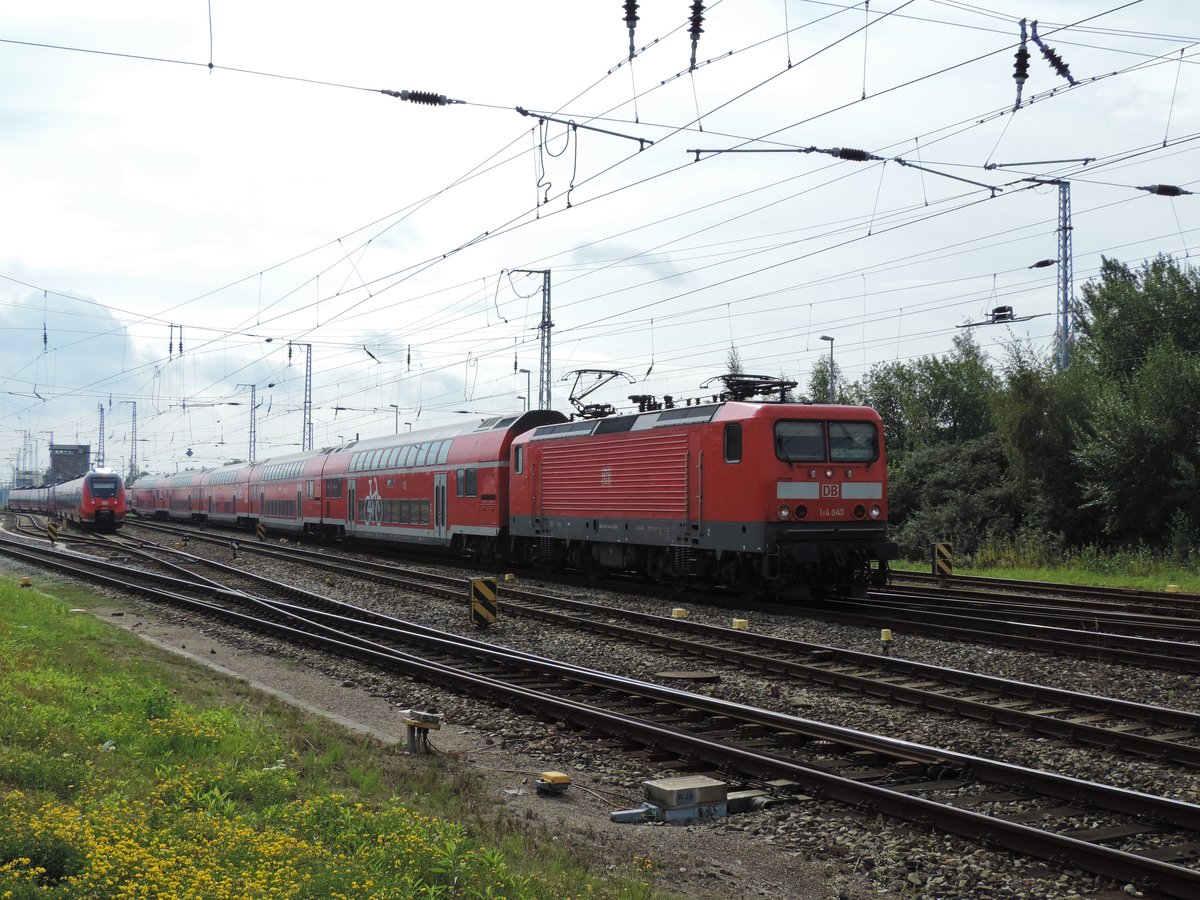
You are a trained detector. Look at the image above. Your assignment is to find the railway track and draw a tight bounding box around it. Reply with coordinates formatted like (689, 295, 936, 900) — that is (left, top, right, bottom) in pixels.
(892, 569, 1200, 613)
(812, 596, 1200, 672)
(5, 531, 1200, 895)
(120, 518, 1200, 663)
(104, 520, 1200, 763)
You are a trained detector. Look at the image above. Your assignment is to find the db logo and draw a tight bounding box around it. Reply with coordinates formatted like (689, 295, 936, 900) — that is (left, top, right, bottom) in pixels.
(821, 483, 841, 498)
(600, 467, 613, 485)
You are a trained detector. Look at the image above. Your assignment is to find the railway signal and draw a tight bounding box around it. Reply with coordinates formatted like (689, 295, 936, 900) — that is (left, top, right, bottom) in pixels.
(470, 577, 498, 628)
(932, 542, 953, 583)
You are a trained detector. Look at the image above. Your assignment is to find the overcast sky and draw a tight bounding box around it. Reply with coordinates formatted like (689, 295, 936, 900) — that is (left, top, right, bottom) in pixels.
(2, 0, 1197, 476)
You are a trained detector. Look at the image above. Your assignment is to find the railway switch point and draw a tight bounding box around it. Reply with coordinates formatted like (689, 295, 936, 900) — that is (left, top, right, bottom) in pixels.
(535, 771, 572, 796)
(727, 790, 784, 813)
(400, 709, 443, 754)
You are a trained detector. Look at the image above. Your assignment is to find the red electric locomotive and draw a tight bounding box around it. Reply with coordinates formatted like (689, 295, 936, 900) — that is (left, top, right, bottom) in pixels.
(508, 401, 896, 597)
(9, 471, 127, 531)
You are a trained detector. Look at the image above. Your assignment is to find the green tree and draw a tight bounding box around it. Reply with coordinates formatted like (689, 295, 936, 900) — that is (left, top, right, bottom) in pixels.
(1071, 256, 1200, 545)
(889, 434, 1017, 558)
(1075, 255, 1200, 381)
(870, 333, 1002, 555)
(1076, 339, 1200, 542)
(807, 354, 842, 404)
(859, 360, 919, 460)
(725, 347, 744, 377)
(990, 340, 1094, 544)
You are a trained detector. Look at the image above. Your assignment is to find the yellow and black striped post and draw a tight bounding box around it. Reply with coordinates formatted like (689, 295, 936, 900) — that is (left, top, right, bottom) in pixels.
(256, 522, 267, 542)
(932, 542, 952, 582)
(46, 522, 60, 544)
(470, 577, 498, 628)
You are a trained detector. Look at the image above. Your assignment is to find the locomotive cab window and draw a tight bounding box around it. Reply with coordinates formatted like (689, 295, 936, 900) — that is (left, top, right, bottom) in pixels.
(774, 421, 825, 462)
(724, 423, 742, 463)
(90, 478, 119, 498)
(829, 421, 879, 463)
(513, 446, 524, 475)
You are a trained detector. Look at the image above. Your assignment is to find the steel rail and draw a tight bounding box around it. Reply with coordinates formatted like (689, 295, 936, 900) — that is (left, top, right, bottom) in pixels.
(109, 521, 1200, 764)
(810, 599, 1200, 673)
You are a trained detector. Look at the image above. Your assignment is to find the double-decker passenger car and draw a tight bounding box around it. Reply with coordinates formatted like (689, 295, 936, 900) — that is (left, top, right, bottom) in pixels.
(128, 411, 568, 557)
(8, 471, 127, 531)
(508, 401, 896, 597)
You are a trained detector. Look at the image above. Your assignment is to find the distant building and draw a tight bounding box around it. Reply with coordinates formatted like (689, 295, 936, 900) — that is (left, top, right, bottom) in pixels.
(49, 444, 90, 483)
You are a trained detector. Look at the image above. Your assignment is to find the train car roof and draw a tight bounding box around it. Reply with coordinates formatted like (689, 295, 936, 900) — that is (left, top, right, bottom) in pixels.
(315, 409, 566, 456)
(133, 410, 571, 479)
(517, 400, 884, 443)
(312, 409, 567, 472)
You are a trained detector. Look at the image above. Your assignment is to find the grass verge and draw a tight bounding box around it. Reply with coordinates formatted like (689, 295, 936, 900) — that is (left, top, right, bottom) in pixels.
(892, 556, 1200, 594)
(0, 575, 659, 898)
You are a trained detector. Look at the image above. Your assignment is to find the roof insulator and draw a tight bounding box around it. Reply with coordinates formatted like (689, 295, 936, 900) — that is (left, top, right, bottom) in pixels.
(1031, 21, 1075, 85)
(1012, 18, 1029, 110)
(624, 0, 639, 58)
(382, 89, 464, 106)
(688, 1, 705, 71)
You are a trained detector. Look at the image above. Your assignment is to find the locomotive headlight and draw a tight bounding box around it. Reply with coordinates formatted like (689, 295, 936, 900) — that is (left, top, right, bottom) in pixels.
(825, 468, 834, 478)
(845, 469, 853, 478)
(870, 504, 882, 519)
(777, 504, 791, 519)
(795, 504, 808, 519)
(853, 505, 866, 519)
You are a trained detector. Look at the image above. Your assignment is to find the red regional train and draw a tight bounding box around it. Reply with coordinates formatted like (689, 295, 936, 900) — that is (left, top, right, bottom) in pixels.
(127, 402, 897, 597)
(8, 471, 128, 531)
